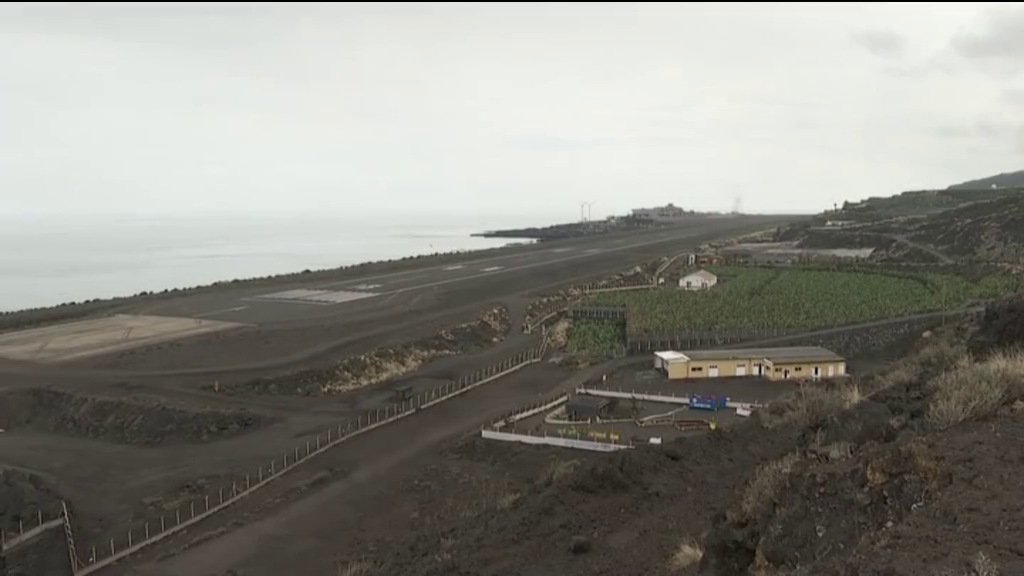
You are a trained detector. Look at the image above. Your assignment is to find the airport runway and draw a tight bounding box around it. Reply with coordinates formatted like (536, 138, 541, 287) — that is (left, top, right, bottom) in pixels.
(0, 216, 795, 375)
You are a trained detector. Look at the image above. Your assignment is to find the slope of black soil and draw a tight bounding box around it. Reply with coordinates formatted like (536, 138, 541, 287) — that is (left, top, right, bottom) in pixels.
(0, 389, 268, 446)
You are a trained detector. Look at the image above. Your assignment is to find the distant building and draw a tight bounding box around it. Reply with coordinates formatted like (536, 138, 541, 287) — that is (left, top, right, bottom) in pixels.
(631, 203, 689, 220)
(654, 346, 846, 381)
(679, 269, 718, 290)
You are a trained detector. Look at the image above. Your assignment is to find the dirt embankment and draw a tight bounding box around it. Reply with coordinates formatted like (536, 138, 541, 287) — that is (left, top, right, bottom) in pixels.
(228, 306, 511, 396)
(0, 469, 62, 535)
(524, 265, 654, 329)
(0, 389, 269, 446)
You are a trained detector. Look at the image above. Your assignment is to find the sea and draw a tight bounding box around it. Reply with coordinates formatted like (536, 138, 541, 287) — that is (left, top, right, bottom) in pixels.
(0, 212, 568, 313)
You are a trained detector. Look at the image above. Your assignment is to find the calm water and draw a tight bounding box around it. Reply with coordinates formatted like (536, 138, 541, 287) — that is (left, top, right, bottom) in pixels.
(0, 212, 565, 312)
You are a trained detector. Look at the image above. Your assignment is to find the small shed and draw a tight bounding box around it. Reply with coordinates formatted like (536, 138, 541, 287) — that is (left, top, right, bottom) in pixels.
(566, 396, 610, 422)
(654, 350, 689, 374)
(679, 269, 718, 290)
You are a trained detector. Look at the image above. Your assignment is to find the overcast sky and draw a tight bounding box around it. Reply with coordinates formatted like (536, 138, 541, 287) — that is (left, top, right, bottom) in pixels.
(2, 2, 1023, 218)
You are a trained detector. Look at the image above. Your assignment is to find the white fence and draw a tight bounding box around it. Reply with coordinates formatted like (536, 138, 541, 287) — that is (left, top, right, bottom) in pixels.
(492, 395, 568, 429)
(575, 387, 763, 410)
(1, 514, 63, 555)
(480, 429, 631, 452)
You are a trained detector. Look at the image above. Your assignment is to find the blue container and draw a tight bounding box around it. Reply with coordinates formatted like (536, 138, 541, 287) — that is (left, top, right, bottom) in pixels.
(690, 393, 727, 411)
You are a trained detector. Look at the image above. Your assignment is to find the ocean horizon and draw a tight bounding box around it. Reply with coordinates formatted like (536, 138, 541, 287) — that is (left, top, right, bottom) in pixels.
(0, 212, 569, 313)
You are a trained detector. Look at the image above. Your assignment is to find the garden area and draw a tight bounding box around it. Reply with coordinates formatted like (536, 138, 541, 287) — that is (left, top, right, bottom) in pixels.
(587, 265, 1018, 335)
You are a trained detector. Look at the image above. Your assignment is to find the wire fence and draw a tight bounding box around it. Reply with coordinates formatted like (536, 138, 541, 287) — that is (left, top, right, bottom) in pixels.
(45, 339, 551, 575)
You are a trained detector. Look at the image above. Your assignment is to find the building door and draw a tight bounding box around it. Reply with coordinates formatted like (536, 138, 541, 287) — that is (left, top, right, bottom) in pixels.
(708, 365, 719, 378)
(813, 366, 821, 379)
(755, 363, 763, 376)
(828, 365, 835, 377)
(736, 364, 747, 377)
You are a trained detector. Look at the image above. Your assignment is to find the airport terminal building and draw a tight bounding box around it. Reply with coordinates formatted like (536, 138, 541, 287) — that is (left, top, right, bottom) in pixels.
(654, 346, 846, 381)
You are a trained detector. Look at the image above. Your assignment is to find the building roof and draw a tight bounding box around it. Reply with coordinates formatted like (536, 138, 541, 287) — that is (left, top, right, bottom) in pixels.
(654, 350, 690, 362)
(678, 346, 844, 363)
(681, 269, 717, 282)
(568, 396, 610, 409)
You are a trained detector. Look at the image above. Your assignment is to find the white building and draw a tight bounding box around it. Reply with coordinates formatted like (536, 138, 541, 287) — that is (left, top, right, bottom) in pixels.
(679, 269, 718, 290)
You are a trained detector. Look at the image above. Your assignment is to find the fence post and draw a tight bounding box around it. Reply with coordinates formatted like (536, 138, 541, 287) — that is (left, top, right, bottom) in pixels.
(19, 519, 23, 536)
(295, 447, 300, 462)
(219, 488, 224, 505)
(205, 495, 210, 511)
(328, 429, 332, 442)
(110, 538, 114, 557)
(128, 529, 132, 547)
(145, 522, 150, 540)
(317, 435, 321, 450)
(247, 473, 251, 490)
(271, 460, 275, 474)
(176, 509, 181, 525)
(38, 510, 42, 528)
(161, 516, 165, 532)
(91, 546, 96, 563)
(259, 467, 263, 482)
(190, 501, 195, 518)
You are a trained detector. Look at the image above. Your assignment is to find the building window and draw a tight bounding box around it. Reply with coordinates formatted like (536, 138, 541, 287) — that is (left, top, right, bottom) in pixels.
(691, 367, 703, 372)
(709, 364, 718, 369)
(794, 367, 803, 372)
(775, 367, 782, 372)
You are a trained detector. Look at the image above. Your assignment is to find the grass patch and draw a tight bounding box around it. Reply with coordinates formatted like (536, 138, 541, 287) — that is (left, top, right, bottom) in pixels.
(337, 559, 379, 576)
(927, 350, 1024, 430)
(935, 552, 1001, 576)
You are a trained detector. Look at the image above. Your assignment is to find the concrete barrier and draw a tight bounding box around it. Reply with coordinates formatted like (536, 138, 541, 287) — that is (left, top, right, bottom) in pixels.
(575, 387, 763, 410)
(492, 395, 568, 429)
(481, 429, 631, 452)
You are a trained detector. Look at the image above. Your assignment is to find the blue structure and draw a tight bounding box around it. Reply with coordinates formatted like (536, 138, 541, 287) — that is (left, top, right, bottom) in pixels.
(690, 393, 727, 411)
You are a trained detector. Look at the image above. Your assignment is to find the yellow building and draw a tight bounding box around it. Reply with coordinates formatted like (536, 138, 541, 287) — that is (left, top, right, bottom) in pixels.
(654, 346, 846, 381)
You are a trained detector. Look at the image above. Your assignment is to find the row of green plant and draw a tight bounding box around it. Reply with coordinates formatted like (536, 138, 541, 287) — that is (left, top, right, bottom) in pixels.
(590, 266, 1018, 334)
(567, 319, 626, 358)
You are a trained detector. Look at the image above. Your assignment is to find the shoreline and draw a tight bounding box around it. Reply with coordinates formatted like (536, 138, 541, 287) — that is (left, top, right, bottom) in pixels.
(0, 237, 545, 319)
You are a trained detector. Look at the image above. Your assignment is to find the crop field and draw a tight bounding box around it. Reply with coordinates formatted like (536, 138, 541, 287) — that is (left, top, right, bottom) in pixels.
(567, 319, 626, 358)
(590, 266, 1017, 334)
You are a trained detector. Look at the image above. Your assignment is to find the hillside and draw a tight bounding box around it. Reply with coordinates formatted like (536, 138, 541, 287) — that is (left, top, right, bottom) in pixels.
(324, 298, 1024, 576)
(948, 170, 1024, 190)
(907, 194, 1024, 266)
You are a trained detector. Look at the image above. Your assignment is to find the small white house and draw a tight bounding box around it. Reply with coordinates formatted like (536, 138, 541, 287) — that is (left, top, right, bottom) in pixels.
(679, 269, 718, 290)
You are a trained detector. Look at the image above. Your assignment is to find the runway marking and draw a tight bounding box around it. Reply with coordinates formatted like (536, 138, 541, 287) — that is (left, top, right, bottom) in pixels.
(251, 289, 380, 305)
(351, 283, 382, 290)
(195, 305, 250, 318)
(550, 248, 573, 253)
(480, 266, 504, 272)
(443, 265, 465, 271)
(584, 248, 603, 253)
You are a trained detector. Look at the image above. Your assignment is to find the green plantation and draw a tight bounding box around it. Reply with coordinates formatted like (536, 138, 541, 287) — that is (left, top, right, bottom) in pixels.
(567, 320, 626, 358)
(590, 266, 1018, 334)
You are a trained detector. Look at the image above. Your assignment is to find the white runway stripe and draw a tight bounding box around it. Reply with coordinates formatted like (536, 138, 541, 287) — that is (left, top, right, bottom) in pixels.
(480, 266, 504, 272)
(254, 289, 379, 305)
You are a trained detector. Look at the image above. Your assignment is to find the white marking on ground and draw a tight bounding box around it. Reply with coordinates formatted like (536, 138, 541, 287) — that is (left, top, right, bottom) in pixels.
(584, 248, 603, 253)
(443, 265, 465, 270)
(253, 289, 379, 305)
(195, 305, 250, 318)
(550, 248, 573, 253)
(480, 266, 504, 272)
(351, 283, 382, 290)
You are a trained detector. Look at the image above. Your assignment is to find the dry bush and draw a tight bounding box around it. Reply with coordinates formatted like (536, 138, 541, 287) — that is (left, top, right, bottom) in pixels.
(874, 339, 968, 393)
(668, 536, 704, 571)
(337, 559, 378, 576)
(541, 459, 580, 486)
(760, 383, 863, 430)
(740, 453, 800, 519)
(927, 350, 1024, 430)
(934, 551, 1001, 576)
(496, 490, 521, 511)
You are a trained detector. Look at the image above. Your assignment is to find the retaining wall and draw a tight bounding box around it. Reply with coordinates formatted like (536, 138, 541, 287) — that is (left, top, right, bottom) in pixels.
(480, 429, 631, 452)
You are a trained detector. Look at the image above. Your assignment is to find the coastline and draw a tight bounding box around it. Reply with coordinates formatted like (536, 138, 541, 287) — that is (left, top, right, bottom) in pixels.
(0, 237, 543, 320)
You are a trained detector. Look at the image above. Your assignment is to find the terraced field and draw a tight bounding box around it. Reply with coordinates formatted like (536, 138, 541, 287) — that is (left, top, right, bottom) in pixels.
(590, 266, 1017, 334)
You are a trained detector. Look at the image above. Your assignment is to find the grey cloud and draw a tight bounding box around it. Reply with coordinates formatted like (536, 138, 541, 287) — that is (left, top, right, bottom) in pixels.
(1004, 88, 1024, 108)
(852, 30, 907, 59)
(952, 7, 1024, 61)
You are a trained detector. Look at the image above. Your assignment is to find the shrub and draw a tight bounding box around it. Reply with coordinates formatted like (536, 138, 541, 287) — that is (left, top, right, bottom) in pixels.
(740, 453, 801, 519)
(669, 536, 704, 571)
(927, 350, 1024, 430)
(760, 383, 863, 430)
